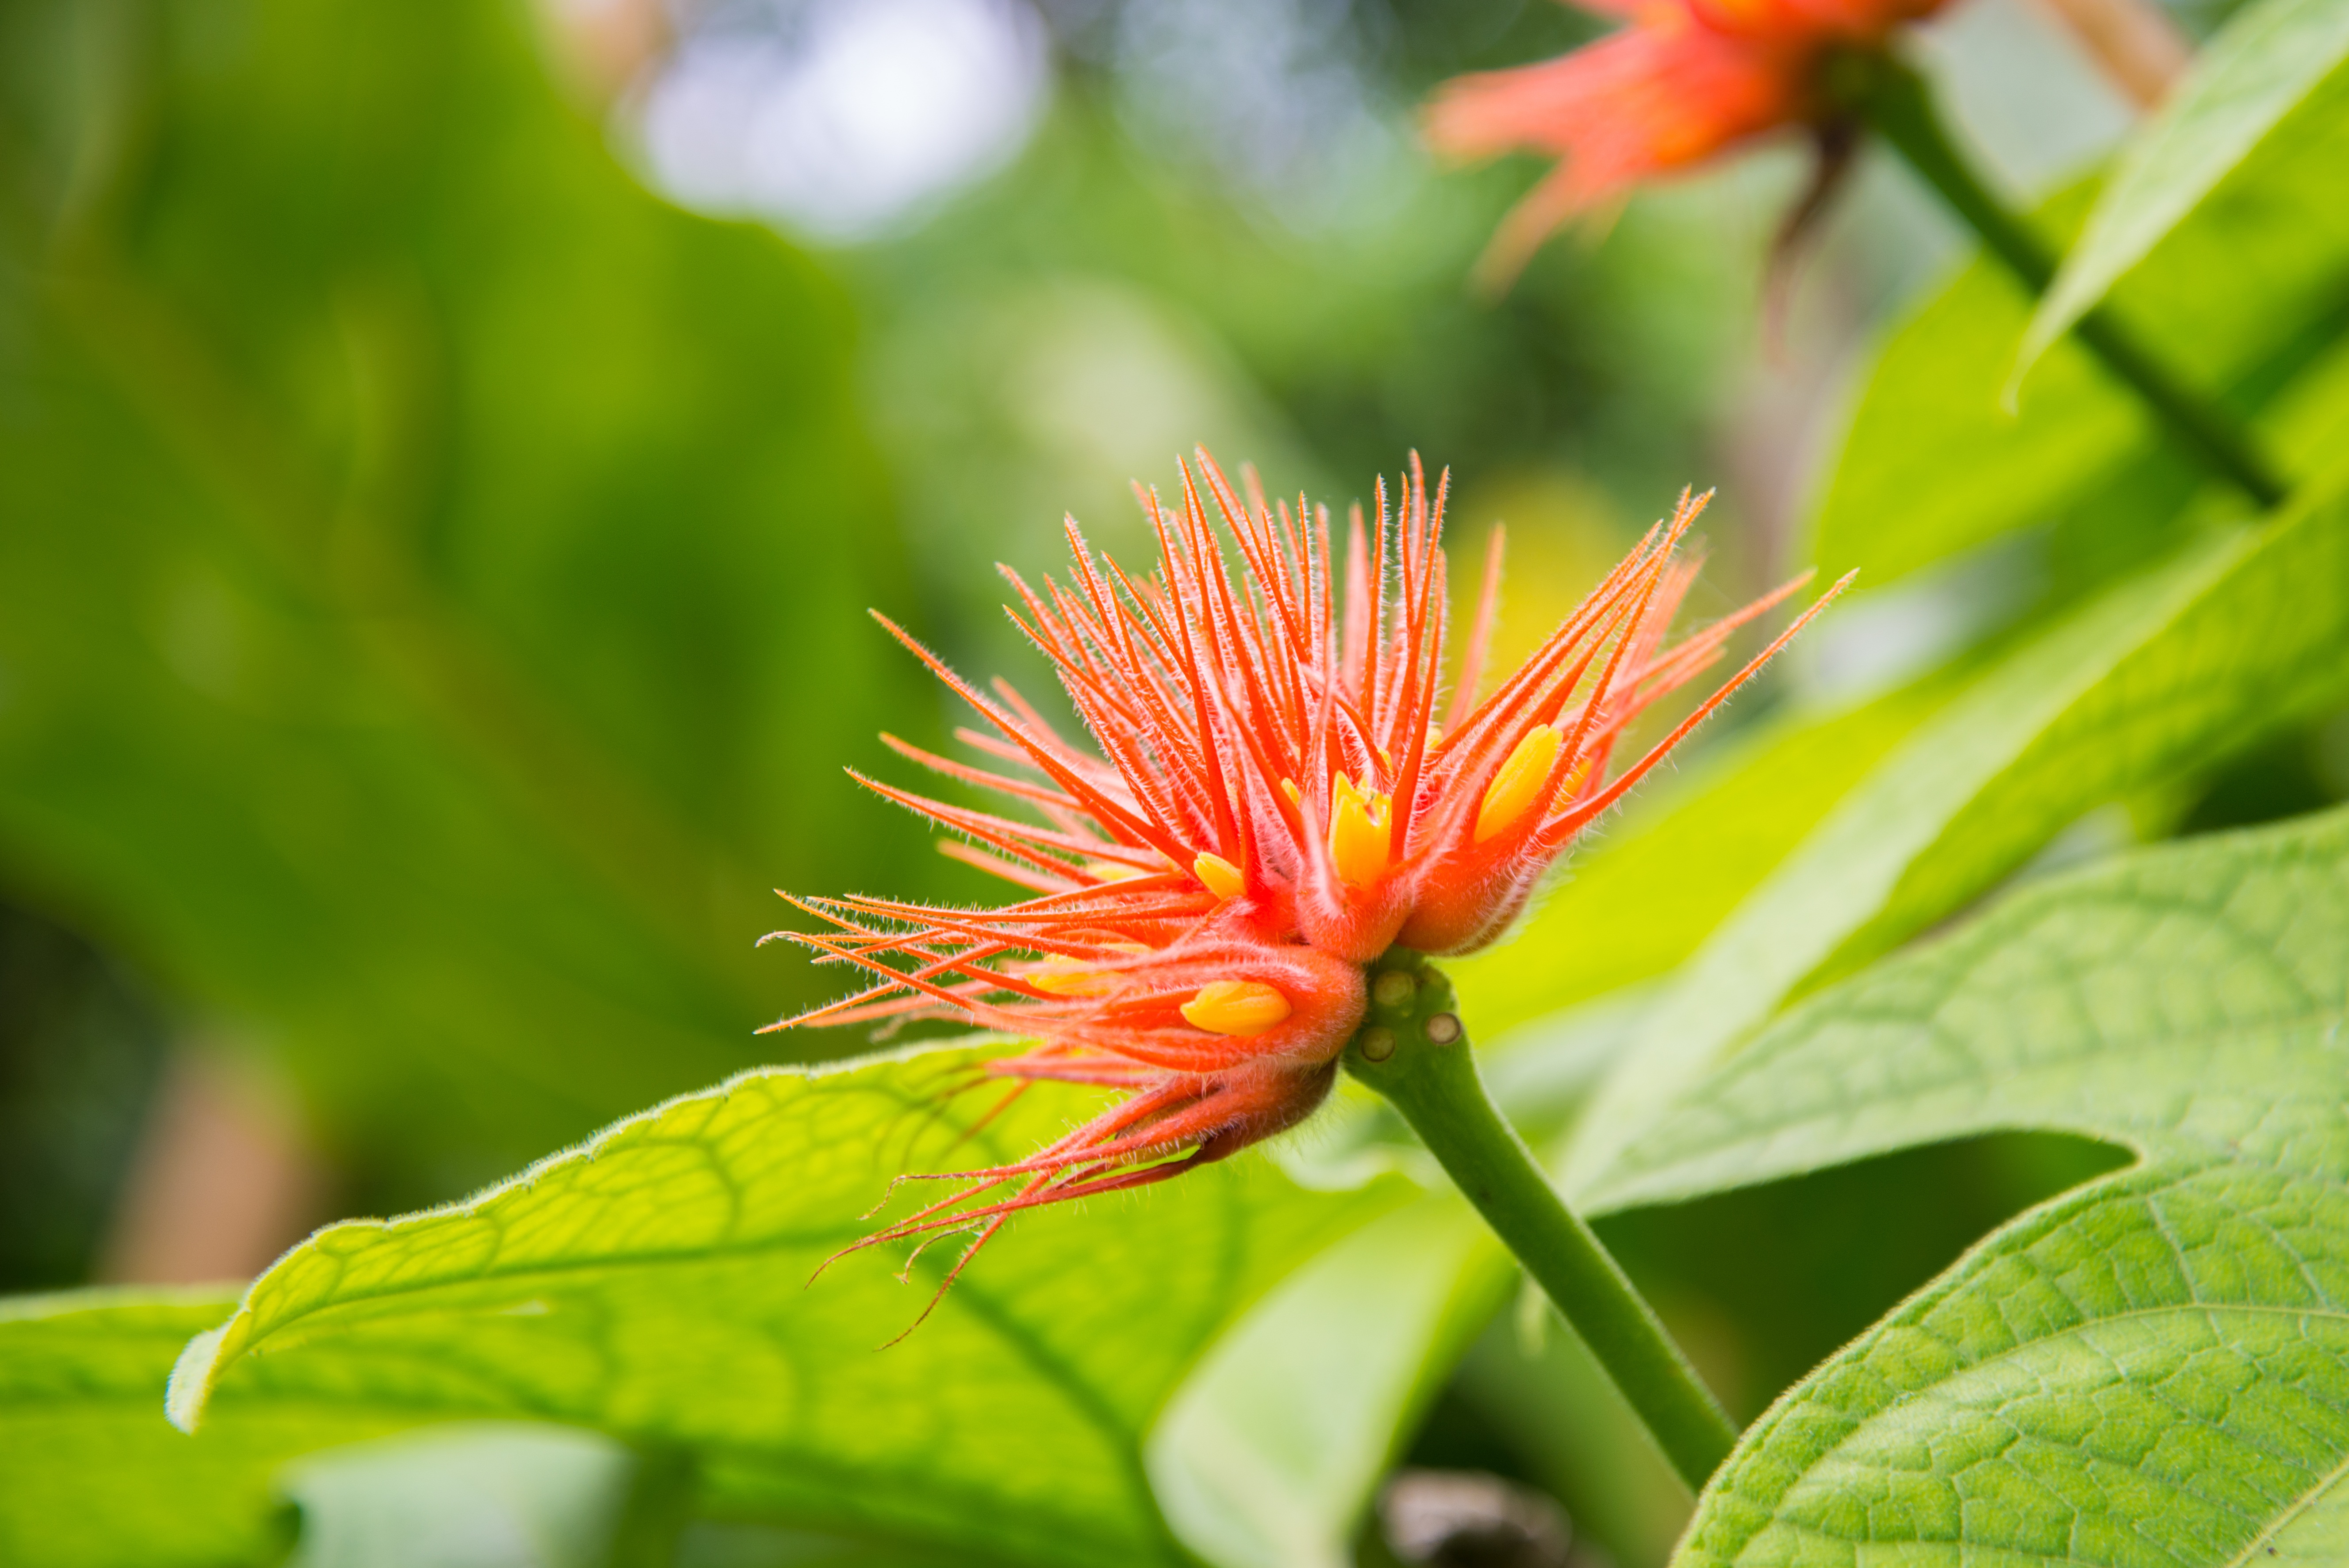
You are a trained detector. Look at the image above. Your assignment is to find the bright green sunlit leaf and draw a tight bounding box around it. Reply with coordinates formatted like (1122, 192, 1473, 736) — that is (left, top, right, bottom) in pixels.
(164, 1045, 1404, 1567)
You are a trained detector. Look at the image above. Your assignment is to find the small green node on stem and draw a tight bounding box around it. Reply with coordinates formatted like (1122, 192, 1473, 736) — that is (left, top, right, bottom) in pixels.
(1342, 950, 1739, 1494)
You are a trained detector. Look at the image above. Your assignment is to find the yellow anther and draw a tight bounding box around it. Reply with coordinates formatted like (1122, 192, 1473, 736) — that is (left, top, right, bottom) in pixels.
(1181, 980, 1293, 1036)
(1031, 957, 1116, 997)
(1279, 778, 1302, 807)
(1328, 772, 1393, 889)
(1029, 940, 1150, 996)
(1475, 724, 1564, 843)
(1194, 851, 1247, 900)
(1084, 859, 1148, 884)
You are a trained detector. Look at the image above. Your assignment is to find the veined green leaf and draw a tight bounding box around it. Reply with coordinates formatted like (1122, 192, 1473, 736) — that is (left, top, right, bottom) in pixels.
(2020, 0, 2349, 378)
(1586, 807, 2349, 1566)
(1569, 467, 2349, 1191)
(0, 1289, 398, 1567)
(165, 1044, 1403, 1567)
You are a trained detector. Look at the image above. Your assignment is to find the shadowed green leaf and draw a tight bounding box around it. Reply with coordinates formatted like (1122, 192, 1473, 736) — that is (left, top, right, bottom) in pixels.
(1586, 806, 2349, 1566)
(2021, 0, 2349, 377)
(165, 1045, 1403, 1567)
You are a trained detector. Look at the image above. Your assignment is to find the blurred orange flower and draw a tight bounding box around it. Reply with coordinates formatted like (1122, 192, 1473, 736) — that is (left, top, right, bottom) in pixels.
(1428, 0, 1950, 285)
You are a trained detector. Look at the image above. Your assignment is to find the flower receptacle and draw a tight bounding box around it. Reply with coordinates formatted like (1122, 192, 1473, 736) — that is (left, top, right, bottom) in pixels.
(1340, 949, 1466, 1096)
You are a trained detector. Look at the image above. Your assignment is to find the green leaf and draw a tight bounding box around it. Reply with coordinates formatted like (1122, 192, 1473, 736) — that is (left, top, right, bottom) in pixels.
(166, 1044, 1402, 1567)
(1812, 76, 2349, 588)
(2020, 0, 2349, 378)
(0, 1289, 397, 1567)
(1583, 805, 2349, 1566)
(1568, 467, 2349, 1192)
(0, 0, 942, 1189)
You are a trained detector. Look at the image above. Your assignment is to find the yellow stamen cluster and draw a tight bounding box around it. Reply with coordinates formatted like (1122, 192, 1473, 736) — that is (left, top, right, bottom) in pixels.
(1180, 980, 1294, 1036)
(1474, 725, 1564, 843)
(1329, 772, 1394, 888)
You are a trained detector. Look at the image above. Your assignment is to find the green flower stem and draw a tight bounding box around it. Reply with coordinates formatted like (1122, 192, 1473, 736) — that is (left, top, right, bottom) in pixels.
(1342, 951, 1738, 1493)
(1838, 51, 2288, 510)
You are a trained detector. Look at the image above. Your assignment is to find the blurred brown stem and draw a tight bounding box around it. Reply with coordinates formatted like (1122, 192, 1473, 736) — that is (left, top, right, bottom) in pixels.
(99, 1047, 329, 1285)
(2027, 0, 2192, 111)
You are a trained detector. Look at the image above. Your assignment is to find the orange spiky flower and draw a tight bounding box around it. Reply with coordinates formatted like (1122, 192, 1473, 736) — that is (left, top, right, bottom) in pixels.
(768, 450, 1846, 1301)
(1426, 0, 1950, 287)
